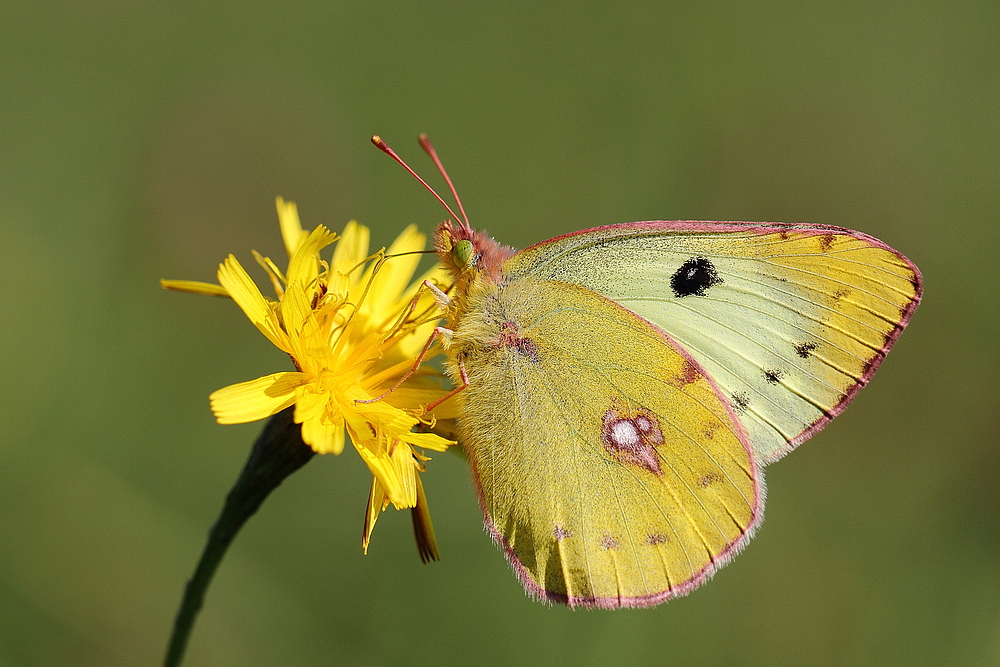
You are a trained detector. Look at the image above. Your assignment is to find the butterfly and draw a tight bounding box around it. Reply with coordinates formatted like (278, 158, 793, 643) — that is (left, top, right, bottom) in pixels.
(373, 135, 922, 609)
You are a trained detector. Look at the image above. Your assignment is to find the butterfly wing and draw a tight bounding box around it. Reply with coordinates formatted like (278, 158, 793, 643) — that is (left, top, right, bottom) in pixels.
(505, 222, 922, 463)
(452, 276, 761, 607)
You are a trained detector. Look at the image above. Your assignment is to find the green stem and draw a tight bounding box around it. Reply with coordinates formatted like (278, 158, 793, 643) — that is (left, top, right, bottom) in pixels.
(163, 408, 315, 667)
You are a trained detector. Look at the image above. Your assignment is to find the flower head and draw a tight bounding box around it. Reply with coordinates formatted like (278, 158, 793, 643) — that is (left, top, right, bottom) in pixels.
(163, 198, 454, 553)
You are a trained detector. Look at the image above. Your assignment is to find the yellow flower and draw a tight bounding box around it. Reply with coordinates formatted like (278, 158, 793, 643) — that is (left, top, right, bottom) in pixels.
(163, 198, 455, 554)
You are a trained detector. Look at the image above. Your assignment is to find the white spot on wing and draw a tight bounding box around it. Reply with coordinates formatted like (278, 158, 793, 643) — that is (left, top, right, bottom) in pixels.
(609, 420, 640, 447)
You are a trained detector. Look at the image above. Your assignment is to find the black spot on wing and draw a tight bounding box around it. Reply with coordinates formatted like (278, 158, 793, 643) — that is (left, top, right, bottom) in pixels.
(763, 368, 784, 384)
(732, 392, 751, 415)
(794, 341, 819, 359)
(671, 257, 723, 297)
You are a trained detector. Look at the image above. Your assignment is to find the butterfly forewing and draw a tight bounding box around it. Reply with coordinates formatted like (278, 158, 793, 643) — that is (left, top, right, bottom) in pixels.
(508, 223, 922, 463)
(452, 277, 761, 607)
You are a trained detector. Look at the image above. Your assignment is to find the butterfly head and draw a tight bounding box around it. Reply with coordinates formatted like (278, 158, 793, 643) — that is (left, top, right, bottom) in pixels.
(435, 219, 515, 283)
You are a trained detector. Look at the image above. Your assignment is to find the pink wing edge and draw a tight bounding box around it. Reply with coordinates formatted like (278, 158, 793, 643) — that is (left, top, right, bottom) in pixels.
(468, 286, 767, 609)
(524, 220, 925, 464)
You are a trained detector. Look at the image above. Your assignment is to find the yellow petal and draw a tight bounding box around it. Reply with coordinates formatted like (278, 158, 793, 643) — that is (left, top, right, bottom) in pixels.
(293, 388, 329, 425)
(362, 225, 426, 317)
(390, 440, 418, 509)
(366, 243, 447, 341)
(325, 270, 351, 302)
(216, 256, 288, 352)
(280, 281, 313, 341)
(411, 474, 440, 562)
(386, 223, 428, 256)
(337, 383, 396, 422)
(424, 394, 458, 421)
(209, 372, 306, 424)
(286, 225, 338, 288)
(382, 385, 451, 415)
(393, 374, 457, 419)
(362, 478, 389, 555)
(397, 430, 454, 452)
(396, 263, 450, 312)
(428, 417, 460, 444)
(252, 250, 286, 298)
(276, 197, 309, 259)
(350, 433, 406, 506)
(301, 416, 346, 454)
(364, 356, 422, 394)
(341, 406, 378, 442)
(390, 318, 443, 361)
(330, 221, 370, 276)
(160, 279, 231, 297)
(347, 398, 419, 436)
(412, 262, 450, 290)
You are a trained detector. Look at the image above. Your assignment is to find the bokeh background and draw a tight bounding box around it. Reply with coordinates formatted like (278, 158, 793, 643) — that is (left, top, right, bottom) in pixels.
(1, 2, 996, 665)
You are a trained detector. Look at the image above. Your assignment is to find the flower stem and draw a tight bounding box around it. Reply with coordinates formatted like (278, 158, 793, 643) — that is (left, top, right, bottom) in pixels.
(163, 408, 315, 667)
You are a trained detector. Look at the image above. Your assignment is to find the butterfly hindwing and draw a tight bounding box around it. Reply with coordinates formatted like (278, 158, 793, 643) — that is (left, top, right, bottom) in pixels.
(451, 276, 761, 607)
(506, 222, 922, 463)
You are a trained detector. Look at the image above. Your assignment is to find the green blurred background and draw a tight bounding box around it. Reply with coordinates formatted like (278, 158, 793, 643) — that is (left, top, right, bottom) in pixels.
(1, 2, 996, 665)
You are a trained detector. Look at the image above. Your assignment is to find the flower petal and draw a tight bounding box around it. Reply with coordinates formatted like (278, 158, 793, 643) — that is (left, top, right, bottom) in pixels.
(361, 225, 426, 319)
(397, 430, 454, 452)
(209, 372, 307, 424)
(160, 279, 231, 297)
(252, 250, 287, 298)
(386, 223, 428, 256)
(276, 197, 309, 259)
(337, 384, 417, 433)
(411, 474, 440, 562)
(379, 385, 451, 413)
(217, 255, 288, 352)
(351, 435, 406, 506)
(293, 387, 328, 425)
(362, 478, 389, 555)
(348, 399, 419, 436)
(301, 416, 346, 455)
(395, 263, 450, 314)
(286, 225, 337, 288)
(280, 281, 313, 340)
(390, 440, 418, 509)
(330, 221, 370, 276)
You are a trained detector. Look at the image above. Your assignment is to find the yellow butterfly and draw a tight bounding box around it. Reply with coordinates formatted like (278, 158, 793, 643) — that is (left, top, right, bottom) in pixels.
(374, 135, 922, 608)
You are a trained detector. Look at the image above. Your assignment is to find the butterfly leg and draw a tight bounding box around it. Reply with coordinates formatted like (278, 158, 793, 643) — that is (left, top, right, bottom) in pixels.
(423, 355, 469, 413)
(382, 280, 442, 340)
(380, 278, 450, 346)
(423, 279, 452, 309)
(355, 325, 454, 405)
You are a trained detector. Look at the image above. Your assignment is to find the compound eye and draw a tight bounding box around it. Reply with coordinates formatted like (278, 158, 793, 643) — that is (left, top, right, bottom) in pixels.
(453, 239, 474, 267)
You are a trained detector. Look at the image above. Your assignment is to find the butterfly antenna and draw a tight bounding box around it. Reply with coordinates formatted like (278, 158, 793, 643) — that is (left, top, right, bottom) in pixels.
(371, 135, 465, 228)
(418, 134, 470, 232)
